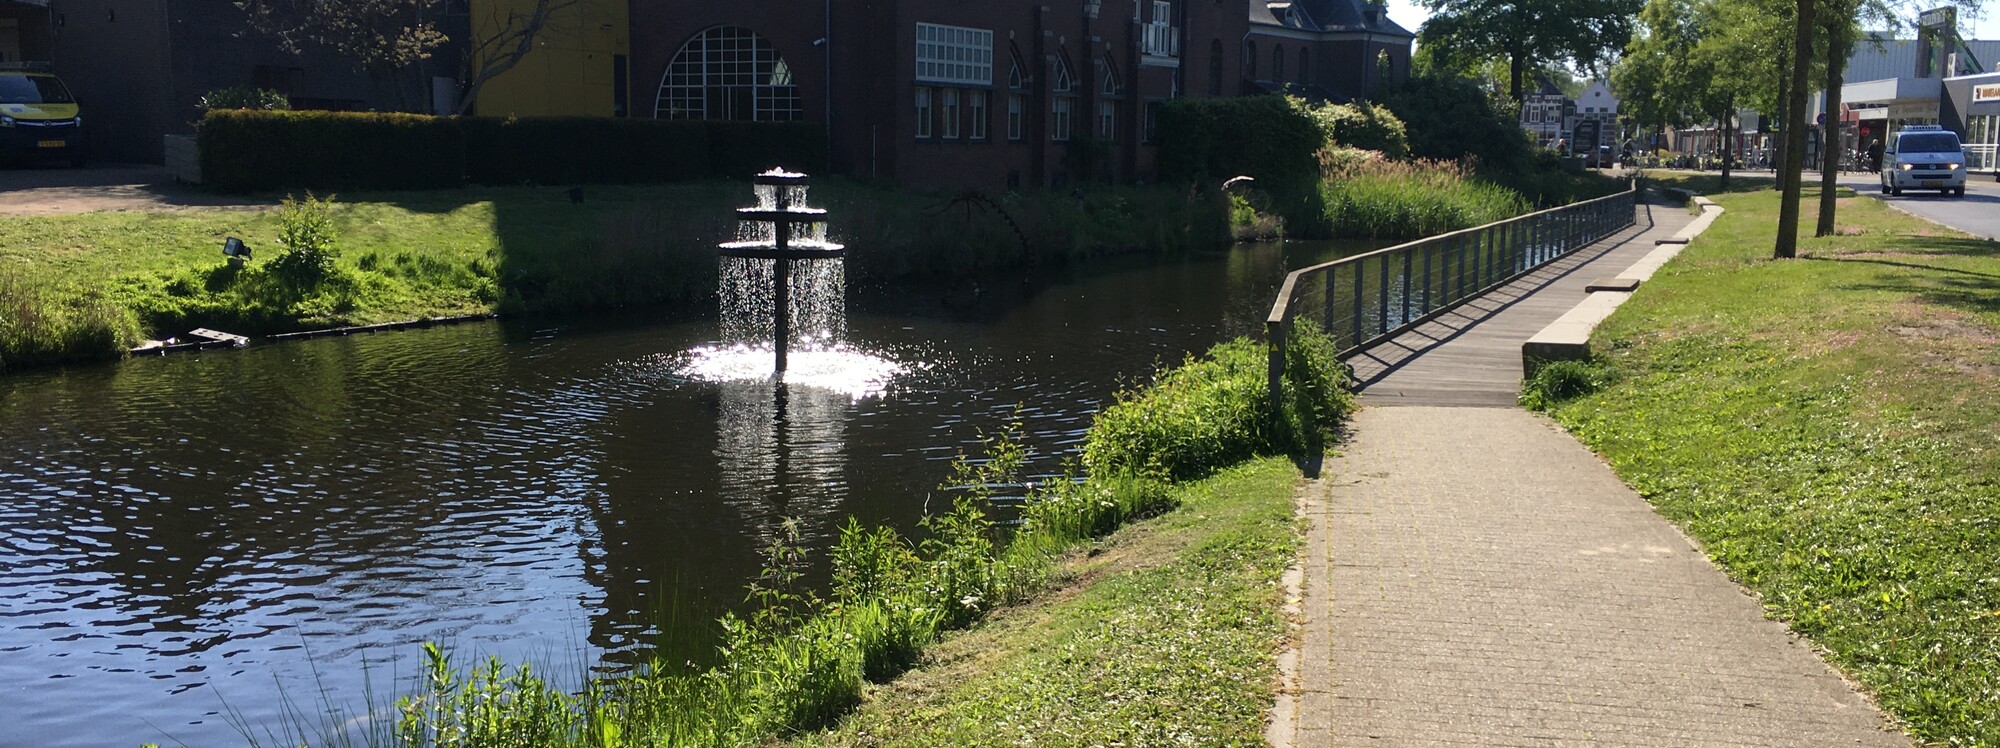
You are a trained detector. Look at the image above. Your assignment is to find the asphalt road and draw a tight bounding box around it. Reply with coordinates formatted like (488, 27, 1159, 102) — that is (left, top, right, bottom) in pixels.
(1837, 171, 2000, 240)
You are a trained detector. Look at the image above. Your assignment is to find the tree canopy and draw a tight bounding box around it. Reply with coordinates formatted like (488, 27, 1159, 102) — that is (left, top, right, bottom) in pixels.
(1416, 0, 1644, 101)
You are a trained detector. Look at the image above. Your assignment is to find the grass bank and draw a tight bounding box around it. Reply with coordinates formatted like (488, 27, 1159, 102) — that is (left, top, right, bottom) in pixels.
(0, 179, 1233, 373)
(793, 457, 1301, 747)
(1532, 175, 2000, 745)
(233, 325, 1349, 748)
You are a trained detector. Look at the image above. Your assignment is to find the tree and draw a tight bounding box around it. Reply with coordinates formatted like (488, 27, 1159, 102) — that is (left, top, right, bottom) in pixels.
(458, 0, 590, 115)
(1775, 0, 1815, 259)
(239, 0, 593, 115)
(1417, 0, 1644, 102)
(237, 0, 448, 110)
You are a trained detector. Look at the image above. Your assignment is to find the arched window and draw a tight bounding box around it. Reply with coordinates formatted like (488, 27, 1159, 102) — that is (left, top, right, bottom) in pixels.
(1050, 53, 1075, 142)
(1208, 39, 1223, 95)
(1299, 48, 1311, 86)
(1273, 44, 1285, 82)
(656, 26, 802, 121)
(1243, 40, 1257, 79)
(1377, 49, 1395, 85)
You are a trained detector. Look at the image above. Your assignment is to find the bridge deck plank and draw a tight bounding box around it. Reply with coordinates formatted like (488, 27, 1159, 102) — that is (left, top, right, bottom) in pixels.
(1346, 197, 1695, 407)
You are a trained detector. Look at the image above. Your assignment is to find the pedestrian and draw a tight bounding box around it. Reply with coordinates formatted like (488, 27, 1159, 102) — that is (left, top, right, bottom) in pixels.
(1866, 139, 1884, 173)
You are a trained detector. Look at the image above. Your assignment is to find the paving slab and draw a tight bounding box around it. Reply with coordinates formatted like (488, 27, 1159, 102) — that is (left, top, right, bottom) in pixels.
(1287, 407, 1909, 747)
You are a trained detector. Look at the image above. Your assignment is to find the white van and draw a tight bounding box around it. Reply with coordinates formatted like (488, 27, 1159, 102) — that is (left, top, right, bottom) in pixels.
(1879, 125, 1966, 197)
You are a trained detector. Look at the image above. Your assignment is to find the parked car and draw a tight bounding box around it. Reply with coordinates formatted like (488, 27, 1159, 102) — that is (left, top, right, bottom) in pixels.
(1879, 125, 1964, 197)
(0, 64, 84, 168)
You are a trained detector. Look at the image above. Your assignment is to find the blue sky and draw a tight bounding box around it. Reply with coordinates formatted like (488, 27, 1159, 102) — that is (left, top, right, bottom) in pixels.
(1381, 0, 2000, 62)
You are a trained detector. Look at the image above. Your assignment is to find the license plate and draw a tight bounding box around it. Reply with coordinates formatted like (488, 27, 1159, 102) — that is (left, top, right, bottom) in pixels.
(37, 139, 65, 148)
(1921, 179, 1944, 187)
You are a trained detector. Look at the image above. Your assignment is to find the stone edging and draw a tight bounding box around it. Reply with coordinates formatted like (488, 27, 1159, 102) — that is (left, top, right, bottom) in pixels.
(1521, 193, 1722, 370)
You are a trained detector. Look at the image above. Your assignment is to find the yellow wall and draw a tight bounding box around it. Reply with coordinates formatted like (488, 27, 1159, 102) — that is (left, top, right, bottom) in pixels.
(470, 0, 630, 117)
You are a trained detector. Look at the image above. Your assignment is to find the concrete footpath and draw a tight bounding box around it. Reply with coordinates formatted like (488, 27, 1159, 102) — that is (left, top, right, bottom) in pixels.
(1272, 198, 1911, 746)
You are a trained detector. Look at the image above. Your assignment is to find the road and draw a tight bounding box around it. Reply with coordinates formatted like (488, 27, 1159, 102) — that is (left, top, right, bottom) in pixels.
(1836, 171, 2000, 240)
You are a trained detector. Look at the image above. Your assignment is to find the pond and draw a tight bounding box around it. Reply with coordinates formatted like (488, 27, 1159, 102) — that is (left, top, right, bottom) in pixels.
(0, 238, 1377, 747)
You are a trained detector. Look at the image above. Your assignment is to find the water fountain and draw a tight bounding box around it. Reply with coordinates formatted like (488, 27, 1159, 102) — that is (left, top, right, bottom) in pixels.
(718, 169, 847, 374)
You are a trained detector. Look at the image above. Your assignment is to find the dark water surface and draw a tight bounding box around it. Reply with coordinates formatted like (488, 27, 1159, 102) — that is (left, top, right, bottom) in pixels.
(0, 239, 1374, 747)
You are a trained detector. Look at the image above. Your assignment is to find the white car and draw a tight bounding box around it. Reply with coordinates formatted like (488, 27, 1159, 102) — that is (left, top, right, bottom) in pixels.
(1880, 125, 1966, 197)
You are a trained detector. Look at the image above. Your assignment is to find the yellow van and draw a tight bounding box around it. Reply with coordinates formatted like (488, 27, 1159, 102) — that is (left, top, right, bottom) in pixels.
(0, 66, 84, 167)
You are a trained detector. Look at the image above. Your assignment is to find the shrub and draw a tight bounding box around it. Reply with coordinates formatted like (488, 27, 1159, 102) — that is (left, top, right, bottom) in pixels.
(199, 110, 466, 192)
(1082, 324, 1353, 482)
(1155, 95, 1322, 193)
(197, 87, 291, 112)
(199, 111, 828, 192)
(1375, 74, 1532, 173)
(268, 192, 340, 289)
(1519, 359, 1611, 410)
(1301, 101, 1409, 159)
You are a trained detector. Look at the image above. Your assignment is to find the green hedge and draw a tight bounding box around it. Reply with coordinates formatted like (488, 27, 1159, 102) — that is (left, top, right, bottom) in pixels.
(199, 111, 827, 192)
(200, 110, 466, 192)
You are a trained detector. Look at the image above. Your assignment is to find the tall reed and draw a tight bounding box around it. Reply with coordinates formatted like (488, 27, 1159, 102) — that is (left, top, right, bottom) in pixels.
(1317, 158, 1528, 240)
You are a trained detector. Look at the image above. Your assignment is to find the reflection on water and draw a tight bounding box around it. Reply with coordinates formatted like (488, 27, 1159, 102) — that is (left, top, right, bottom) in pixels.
(0, 238, 1378, 747)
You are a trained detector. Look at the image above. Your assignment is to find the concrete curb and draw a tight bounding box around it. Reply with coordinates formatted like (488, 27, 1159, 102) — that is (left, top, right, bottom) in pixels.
(1522, 194, 1721, 371)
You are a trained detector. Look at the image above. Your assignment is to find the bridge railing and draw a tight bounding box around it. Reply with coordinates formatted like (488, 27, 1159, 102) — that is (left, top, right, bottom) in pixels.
(1265, 180, 1639, 402)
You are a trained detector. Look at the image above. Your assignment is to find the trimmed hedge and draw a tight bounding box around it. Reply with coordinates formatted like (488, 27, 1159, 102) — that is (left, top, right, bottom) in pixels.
(200, 110, 466, 192)
(199, 110, 827, 192)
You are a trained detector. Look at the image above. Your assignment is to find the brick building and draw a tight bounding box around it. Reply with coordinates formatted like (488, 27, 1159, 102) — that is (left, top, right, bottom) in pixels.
(1243, 0, 1411, 102)
(42, 0, 463, 163)
(634, 0, 1252, 188)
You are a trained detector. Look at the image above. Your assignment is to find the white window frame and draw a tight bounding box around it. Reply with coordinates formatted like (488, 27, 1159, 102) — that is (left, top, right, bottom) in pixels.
(916, 23, 995, 86)
(970, 90, 989, 140)
(1052, 97, 1073, 143)
(941, 88, 960, 139)
(1098, 100, 1116, 141)
(915, 87, 933, 139)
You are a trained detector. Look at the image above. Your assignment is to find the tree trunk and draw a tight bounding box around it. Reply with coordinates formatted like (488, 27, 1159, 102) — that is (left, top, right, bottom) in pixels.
(1775, 0, 1816, 259)
(1772, 37, 1791, 191)
(1720, 104, 1734, 190)
(1815, 22, 1851, 237)
(1509, 52, 1526, 103)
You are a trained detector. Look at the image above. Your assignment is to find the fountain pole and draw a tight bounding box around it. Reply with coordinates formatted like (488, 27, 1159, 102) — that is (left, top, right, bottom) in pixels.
(719, 169, 843, 376)
(772, 186, 793, 374)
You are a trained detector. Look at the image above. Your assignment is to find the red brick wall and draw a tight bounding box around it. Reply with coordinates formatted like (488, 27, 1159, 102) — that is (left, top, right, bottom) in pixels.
(632, 0, 1247, 188)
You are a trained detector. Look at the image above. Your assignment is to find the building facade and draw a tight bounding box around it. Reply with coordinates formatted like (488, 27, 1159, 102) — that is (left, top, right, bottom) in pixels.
(634, 0, 1254, 188)
(1519, 81, 1572, 148)
(1243, 0, 1412, 102)
(1, 0, 52, 64)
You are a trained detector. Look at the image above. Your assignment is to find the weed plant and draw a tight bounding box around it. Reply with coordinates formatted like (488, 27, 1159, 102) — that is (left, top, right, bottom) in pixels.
(1518, 359, 1612, 411)
(299, 325, 1354, 748)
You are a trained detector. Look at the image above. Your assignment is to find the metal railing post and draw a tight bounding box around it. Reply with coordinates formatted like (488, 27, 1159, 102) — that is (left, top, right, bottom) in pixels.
(1378, 253, 1391, 336)
(1401, 247, 1413, 328)
(1422, 241, 1434, 314)
(1351, 261, 1364, 349)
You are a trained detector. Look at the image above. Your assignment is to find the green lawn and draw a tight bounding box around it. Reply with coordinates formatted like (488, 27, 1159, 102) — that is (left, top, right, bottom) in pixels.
(793, 457, 1301, 748)
(1548, 176, 2000, 745)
